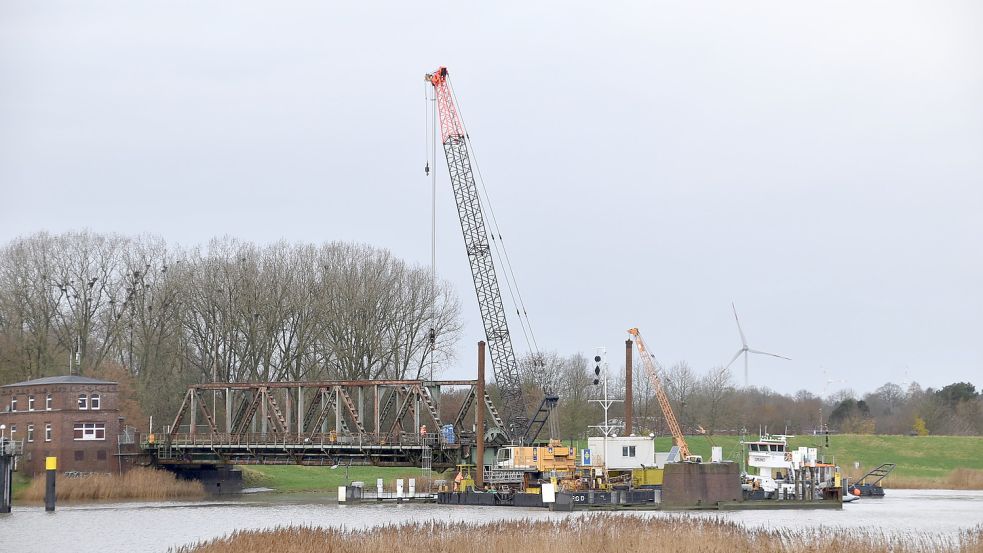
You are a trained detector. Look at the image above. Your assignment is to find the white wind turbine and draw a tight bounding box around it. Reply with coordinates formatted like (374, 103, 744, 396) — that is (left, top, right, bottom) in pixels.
(727, 302, 790, 387)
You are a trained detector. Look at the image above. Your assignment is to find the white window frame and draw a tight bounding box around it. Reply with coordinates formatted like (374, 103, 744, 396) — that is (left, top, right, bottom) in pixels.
(90, 394, 101, 410)
(78, 394, 88, 410)
(46, 394, 53, 411)
(73, 422, 106, 441)
(44, 423, 52, 442)
(27, 424, 34, 442)
(10, 396, 16, 412)
(28, 395, 35, 411)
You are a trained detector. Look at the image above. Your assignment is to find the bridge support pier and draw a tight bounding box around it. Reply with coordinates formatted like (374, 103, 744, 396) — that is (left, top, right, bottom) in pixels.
(168, 465, 243, 495)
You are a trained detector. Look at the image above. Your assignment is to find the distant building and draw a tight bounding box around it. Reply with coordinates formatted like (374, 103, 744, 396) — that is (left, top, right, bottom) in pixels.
(0, 375, 124, 475)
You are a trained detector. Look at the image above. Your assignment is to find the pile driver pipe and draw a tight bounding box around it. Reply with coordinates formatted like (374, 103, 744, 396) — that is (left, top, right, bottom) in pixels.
(625, 339, 633, 436)
(476, 341, 486, 488)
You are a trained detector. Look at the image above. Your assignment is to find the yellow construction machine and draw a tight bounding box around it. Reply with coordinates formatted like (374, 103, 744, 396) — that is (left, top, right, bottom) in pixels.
(628, 328, 702, 463)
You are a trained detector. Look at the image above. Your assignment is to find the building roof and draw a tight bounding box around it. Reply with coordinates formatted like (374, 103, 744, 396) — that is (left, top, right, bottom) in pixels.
(1, 375, 117, 388)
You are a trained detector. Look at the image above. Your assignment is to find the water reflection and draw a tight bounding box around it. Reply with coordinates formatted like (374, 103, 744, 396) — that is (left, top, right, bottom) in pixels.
(0, 489, 980, 553)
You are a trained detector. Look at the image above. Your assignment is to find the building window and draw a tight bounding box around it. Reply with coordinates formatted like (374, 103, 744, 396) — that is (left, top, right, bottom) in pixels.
(46, 394, 53, 410)
(28, 395, 35, 411)
(27, 424, 34, 442)
(74, 450, 85, 461)
(78, 394, 88, 410)
(73, 423, 105, 441)
(622, 446, 636, 457)
(9, 425, 15, 437)
(90, 394, 101, 410)
(10, 396, 16, 412)
(44, 423, 52, 442)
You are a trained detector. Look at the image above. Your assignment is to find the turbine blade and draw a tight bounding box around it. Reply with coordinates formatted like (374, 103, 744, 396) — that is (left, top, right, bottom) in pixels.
(732, 302, 747, 347)
(747, 348, 791, 360)
(726, 349, 743, 368)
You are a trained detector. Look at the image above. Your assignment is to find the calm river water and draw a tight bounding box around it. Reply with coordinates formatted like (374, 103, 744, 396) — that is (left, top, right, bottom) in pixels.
(1, 489, 982, 553)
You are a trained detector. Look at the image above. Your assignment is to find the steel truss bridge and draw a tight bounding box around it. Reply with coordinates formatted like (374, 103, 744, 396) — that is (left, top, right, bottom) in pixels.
(146, 378, 505, 470)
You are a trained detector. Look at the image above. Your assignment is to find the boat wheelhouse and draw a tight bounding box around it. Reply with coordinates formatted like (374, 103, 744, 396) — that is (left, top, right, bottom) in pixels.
(741, 432, 842, 500)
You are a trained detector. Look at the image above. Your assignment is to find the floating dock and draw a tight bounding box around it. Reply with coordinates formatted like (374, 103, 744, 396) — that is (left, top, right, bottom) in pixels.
(435, 489, 841, 511)
(434, 462, 842, 511)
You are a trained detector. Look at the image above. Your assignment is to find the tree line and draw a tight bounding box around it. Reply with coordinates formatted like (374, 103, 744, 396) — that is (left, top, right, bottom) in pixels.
(515, 350, 982, 438)
(1, 231, 978, 437)
(0, 231, 460, 423)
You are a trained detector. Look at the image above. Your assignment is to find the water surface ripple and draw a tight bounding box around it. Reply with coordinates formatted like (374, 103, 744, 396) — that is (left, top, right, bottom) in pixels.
(1, 489, 981, 553)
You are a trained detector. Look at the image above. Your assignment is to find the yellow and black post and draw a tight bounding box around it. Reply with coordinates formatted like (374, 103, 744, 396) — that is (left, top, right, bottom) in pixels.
(44, 456, 57, 512)
(0, 437, 13, 514)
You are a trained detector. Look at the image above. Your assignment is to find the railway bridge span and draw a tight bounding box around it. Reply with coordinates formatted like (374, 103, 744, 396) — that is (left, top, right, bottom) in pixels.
(143, 377, 503, 471)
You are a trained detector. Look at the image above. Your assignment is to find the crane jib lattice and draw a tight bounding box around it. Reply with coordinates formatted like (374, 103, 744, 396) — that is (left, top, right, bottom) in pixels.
(429, 67, 526, 441)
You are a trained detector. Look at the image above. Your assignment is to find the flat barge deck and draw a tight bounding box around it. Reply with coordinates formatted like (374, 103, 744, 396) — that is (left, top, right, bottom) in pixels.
(437, 490, 842, 511)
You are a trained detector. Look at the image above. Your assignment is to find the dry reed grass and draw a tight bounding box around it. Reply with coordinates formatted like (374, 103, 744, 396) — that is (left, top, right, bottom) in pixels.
(870, 469, 983, 490)
(173, 516, 983, 553)
(19, 467, 205, 502)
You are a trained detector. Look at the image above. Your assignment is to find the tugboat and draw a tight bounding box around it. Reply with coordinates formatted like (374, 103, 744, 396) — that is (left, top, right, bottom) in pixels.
(741, 433, 797, 499)
(740, 432, 842, 501)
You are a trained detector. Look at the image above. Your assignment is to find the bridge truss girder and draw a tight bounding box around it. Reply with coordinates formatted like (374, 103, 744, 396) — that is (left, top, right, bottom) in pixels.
(158, 378, 491, 468)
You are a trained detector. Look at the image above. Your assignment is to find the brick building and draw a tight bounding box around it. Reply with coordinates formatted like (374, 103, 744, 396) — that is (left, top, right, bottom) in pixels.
(0, 375, 124, 475)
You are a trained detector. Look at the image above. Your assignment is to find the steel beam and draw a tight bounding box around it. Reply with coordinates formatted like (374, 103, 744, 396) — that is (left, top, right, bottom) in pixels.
(191, 379, 477, 390)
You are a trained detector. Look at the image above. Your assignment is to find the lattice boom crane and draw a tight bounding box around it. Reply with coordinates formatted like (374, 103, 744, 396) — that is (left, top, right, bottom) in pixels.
(628, 327, 692, 459)
(426, 66, 527, 441)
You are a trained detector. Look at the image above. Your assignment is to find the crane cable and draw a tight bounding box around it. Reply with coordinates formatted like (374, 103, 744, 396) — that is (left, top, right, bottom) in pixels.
(446, 77, 533, 355)
(424, 81, 438, 380)
(447, 77, 542, 363)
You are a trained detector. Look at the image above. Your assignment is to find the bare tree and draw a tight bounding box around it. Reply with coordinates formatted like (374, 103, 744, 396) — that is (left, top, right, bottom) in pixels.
(664, 361, 696, 429)
(695, 365, 733, 434)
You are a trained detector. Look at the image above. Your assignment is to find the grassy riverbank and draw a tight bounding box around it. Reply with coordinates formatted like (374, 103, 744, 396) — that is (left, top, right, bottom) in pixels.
(239, 434, 983, 493)
(650, 433, 983, 488)
(172, 516, 983, 553)
(239, 465, 428, 493)
(17, 467, 205, 502)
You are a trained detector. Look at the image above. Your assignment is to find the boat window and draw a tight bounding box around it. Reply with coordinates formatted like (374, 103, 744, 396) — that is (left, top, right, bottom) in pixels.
(749, 444, 759, 452)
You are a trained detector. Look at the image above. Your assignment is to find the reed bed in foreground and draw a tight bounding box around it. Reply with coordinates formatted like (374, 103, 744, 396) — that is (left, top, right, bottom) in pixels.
(19, 467, 205, 502)
(173, 516, 983, 553)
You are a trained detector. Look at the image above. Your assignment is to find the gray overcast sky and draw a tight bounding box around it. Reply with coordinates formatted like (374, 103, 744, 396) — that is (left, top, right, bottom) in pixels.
(1, 1, 981, 396)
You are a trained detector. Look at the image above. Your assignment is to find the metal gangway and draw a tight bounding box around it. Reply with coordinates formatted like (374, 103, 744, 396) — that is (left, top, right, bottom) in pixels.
(852, 463, 896, 496)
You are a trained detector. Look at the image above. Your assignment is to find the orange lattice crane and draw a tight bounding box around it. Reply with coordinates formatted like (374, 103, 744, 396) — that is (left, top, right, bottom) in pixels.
(628, 327, 693, 460)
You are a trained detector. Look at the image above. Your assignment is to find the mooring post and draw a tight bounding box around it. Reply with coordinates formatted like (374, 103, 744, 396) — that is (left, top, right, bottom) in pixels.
(624, 339, 633, 436)
(44, 456, 57, 512)
(475, 340, 486, 488)
(0, 438, 13, 514)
